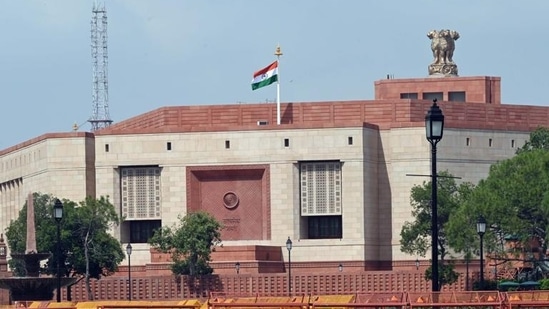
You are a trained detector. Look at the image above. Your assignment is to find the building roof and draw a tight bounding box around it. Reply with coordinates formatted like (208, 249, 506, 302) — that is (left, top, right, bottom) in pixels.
(94, 99, 549, 136)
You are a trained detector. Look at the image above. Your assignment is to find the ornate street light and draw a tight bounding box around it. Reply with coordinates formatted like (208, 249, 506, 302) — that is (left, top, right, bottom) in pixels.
(126, 243, 132, 301)
(235, 262, 240, 274)
(53, 199, 63, 302)
(425, 98, 444, 292)
(286, 237, 293, 295)
(476, 215, 486, 290)
(415, 258, 420, 270)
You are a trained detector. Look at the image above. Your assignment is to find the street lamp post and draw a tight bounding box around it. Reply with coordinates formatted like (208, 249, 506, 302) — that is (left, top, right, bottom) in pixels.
(415, 258, 420, 270)
(286, 237, 292, 295)
(53, 199, 63, 302)
(476, 215, 486, 290)
(126, 243, 132, 301)
(235, 262, 240, 274)
(425, 98, 445, 292)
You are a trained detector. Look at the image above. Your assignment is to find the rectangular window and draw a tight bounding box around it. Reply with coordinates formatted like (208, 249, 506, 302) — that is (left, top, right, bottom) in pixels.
(130, 220, 161, 243)
(348, 137, 353, 145)
(120, 166, 161, 220)
(300, 161, 342, 216)
(167, 142, 172, 151)
(400, 93, 418, 99)
(448, 91, 466, 102)
(307, 216, 342, 239)
(284, 138, 290, 147)
(422, 92, 443, 101)
(225, 140, 230, 149)
(105, 144, 109, 152)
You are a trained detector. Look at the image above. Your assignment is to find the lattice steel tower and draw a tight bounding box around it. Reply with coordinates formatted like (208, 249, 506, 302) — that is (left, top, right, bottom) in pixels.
(89, 1, 112, 131)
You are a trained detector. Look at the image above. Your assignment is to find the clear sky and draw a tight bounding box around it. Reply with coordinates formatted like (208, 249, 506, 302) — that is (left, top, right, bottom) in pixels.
(1, 0, 548, 150)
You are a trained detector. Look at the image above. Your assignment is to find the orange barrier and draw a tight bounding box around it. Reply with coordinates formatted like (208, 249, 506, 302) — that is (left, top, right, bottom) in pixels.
(7, 291, 549, 309)
(408, 291, 503, 308)
(208, 294, 308, 309)
(507, 290, 549, 308)
(310, 292, 407, 309)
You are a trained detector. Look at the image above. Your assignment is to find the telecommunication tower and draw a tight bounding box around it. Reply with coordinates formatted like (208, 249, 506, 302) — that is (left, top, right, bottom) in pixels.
(89, 1, 112, 131)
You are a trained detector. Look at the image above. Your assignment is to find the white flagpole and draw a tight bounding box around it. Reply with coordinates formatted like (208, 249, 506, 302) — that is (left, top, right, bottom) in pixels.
(275, 45, 283, 125)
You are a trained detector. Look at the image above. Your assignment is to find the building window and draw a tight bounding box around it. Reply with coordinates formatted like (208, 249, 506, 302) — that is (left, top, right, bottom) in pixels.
(284, 138, 290, 147)
(130, 220, 161, 243)
(348, 137, 353, 145)
(489, 138, 493, 147)
(300, 161, 342, 216)
(449, 91, 466, 102)
(422, 92, 443, 101)
(466, 138, 470, 146)
(400, 93, 418, 99)
(167, 142, 172, 151)
(105, 144, 109, 152)
(225, 140, 230, 149)
(121, 166, 161, 220)
(306, 215, 342, 239)
(511, 139, 515, 148)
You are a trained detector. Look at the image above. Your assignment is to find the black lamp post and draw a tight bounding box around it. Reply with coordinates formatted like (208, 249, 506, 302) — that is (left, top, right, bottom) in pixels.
(415, 258, 420, 270)
(425, 98, 444, 292)
(53, 199, 63, 302)
(476, 215, 486, 290)
(126, 243, 132, 301)
(286, 237, 292, 295)
(235, 262, 240, 274)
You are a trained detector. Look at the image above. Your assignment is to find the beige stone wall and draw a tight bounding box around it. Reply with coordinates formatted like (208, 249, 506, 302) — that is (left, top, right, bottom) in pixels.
(95, 127, 374, 265)
(385, 128, 529, 262)
(0, 124, 532, 268)
(0, 135, 93, 255)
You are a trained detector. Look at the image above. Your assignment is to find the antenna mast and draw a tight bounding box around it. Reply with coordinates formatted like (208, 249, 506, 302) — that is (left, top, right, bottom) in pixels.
(89, 1, 112, 131)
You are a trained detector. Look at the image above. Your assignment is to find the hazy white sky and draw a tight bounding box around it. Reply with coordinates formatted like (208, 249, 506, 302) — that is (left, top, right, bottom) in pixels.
(1, 0, 547, 149)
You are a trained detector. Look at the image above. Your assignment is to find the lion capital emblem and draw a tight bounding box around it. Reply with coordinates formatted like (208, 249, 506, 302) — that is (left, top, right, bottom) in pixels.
(427, 29, 460, 65)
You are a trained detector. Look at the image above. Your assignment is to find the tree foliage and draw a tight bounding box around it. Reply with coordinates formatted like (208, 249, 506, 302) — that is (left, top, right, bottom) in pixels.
(5, 193, 124, 299)
(448, 126, 549, 279)
(400, 170, 474, 287)
(516, 127, 549, 154)
(149, 211, 222, 276)
(448, 150, 549, 264)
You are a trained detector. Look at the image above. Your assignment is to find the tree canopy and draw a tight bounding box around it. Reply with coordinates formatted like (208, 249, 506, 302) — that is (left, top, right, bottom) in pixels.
(447, 127, 549, 281)
(516, 127, 549, 154)
(400, 170, 475, 287)
(5, 193, 124, 299)
(448, 150, 549, 262)
(149, 211, 222, 276)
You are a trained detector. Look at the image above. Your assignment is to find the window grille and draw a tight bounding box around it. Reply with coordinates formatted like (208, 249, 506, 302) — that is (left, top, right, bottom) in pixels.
(121, 167, 161, 220)
(300, 161, 342, 216)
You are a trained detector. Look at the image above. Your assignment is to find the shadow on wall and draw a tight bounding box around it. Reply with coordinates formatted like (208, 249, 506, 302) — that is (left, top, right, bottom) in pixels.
(363, 127, 393, 270)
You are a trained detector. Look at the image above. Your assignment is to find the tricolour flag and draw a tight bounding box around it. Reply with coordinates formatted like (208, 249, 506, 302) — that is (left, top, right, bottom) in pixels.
(251, 61, 278, 90)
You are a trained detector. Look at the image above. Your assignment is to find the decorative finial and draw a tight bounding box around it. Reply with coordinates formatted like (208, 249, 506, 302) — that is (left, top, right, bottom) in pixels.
(73, 123, 78, 131)
(274, 44, 283, 58)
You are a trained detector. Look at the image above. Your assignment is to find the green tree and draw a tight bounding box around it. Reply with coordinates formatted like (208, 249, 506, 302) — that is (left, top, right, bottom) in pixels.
(400, 171, 475, 287)
(516, 127, 549, 154)
(448, 149, 549, 269)
(5, 193, 124, 300)
(70, 196, 124, 300)
(149, 211, 222, 276)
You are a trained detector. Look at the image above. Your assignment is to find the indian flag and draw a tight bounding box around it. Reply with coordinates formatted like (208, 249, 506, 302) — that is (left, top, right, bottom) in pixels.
(251, 61, 278, 90)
